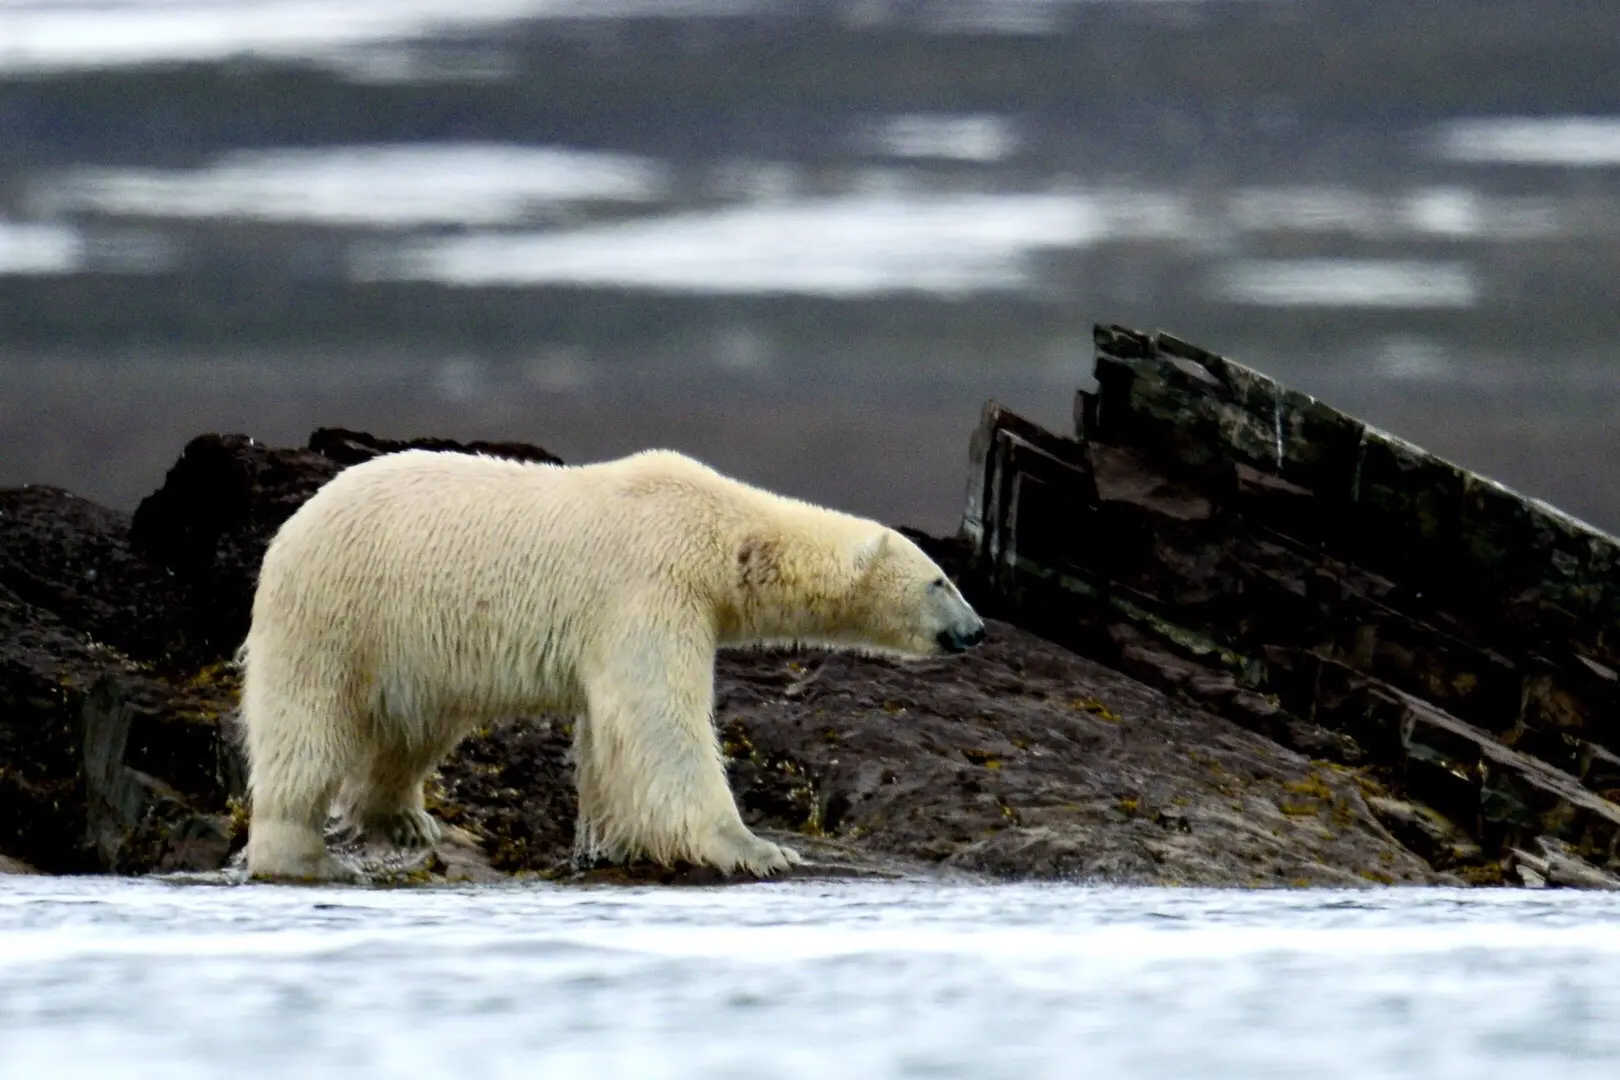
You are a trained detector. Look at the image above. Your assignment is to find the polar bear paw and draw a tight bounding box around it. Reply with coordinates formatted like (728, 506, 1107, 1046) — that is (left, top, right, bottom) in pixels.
(251, 855, 365, 885)
(364, 808, 443, 850)
(247, 820, 364, 884)
(698, 824, 804, 877)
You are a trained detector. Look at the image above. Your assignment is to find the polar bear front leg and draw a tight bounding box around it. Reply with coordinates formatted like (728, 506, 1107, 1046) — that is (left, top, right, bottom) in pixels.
(576, 644, 801, 876)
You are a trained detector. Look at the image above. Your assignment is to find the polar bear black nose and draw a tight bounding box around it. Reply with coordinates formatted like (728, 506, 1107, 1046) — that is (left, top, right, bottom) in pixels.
(937, 624, 988, 653)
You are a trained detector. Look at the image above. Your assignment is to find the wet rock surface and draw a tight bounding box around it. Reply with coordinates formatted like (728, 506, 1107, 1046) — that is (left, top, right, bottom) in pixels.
(716, 625, 1437, 887)
(3, 326, 1614, 888)
(425, 615, 1438, 887)
(0, 854, 39, 874)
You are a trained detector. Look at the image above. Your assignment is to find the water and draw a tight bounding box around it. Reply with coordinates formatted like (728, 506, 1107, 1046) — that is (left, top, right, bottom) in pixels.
(0, 222, 81, 276)
(0, 0, 757, 74)
(0, 1, 1239, 74)
(371, 191, 1107, 297)
(3, 878, 1619, 1079)
(1434, 116, 1620, 167)
(4, 2, 1620, 535)
(41, 144, 670, 227)
(8, 145, 1593, 303)
(1211, 259, 1480, 310)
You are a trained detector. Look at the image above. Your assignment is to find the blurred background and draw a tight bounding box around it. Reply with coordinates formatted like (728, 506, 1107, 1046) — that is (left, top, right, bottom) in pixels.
(2, 0, 1618, 535)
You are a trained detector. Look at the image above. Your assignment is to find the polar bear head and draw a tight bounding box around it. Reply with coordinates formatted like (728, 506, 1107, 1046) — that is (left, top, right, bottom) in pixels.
(845, 529, 987, 658)
(730, 522, 986, 659)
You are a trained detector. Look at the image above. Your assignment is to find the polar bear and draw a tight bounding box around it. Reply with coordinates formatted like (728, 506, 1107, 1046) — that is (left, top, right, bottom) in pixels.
(238, 447, 985, 882)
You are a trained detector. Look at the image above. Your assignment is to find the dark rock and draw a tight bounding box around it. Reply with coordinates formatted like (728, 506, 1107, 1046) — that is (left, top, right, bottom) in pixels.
(306, 427, 563, 468)
(128, 434, 343, 667)
(969, 324, 1620, 881)
(716, 628, 1437, 886)
(420, 620, 1438, 886)
(0, 485, 196, 666)
(1367, 795, 1483, 870)
(6, 324, 1616, 888)
(4, 413, 1437, 884)
(127, 429, 562, 667)
(1505, 836, 1620, 891)
(0, 583, 241, 873)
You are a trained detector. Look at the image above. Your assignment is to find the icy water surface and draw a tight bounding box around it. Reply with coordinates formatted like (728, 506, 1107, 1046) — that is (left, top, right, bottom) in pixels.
(2, 879, 1619, 1079)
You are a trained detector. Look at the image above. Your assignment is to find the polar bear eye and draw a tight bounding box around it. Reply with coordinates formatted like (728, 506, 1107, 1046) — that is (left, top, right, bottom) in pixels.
(930, 577, 947, 590)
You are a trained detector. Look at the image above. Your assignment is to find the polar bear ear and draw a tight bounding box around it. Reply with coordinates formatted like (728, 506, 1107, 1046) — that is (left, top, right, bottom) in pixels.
(852, 530, 889, 575)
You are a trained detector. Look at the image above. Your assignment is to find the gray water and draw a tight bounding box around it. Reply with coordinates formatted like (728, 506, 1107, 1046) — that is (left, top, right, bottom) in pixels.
(2, 879, 1619, 1079)
(6, 1, 1620, 537)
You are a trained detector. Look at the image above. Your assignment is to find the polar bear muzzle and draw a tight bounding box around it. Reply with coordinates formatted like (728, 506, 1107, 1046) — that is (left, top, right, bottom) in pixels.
(922, 572, 987, 655)
(937, 622, 988, 654)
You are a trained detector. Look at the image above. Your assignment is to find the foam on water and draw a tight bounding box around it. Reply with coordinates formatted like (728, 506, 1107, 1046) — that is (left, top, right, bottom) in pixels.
(38, 145, 670, 227)
(0, 1, 1267, 74)
(1211, 259, 1480, 309)
(1434, 117, 1620, 167)
(2, 877, 1619, 1079)
(12, 136, 1566, 308)
(0, 0, 764, 73)
(0, 222, 83, 275)
(362, 193, 1106, 296)
(862, 114, 1022, 163)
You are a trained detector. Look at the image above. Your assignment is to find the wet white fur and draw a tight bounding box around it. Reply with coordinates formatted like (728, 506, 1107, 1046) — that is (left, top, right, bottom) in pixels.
(239, 448, 983, 881)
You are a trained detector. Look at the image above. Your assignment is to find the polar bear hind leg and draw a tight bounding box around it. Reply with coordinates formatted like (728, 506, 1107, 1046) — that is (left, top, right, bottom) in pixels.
(338, 737, 452, 850)
(242, 690, 359, 883)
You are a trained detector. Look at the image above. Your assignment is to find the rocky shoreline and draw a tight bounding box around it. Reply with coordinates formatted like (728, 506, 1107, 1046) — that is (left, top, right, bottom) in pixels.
(3, 327, 1617, 888)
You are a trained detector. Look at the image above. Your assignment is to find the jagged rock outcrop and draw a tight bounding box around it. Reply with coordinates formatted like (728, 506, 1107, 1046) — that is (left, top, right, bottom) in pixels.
(963, 323, 1620, 885)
